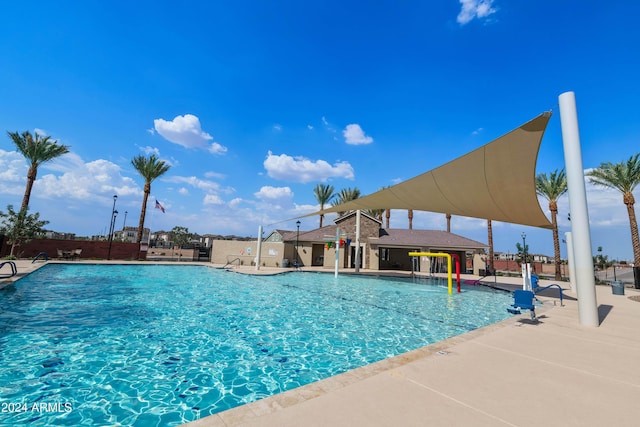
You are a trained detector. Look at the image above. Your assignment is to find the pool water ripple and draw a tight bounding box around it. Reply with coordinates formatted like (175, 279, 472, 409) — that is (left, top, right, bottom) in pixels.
(0, 264, 512, 426)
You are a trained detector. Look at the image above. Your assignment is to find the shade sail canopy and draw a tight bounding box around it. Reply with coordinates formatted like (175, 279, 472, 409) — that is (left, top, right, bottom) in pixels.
(312, 112, 554, 229)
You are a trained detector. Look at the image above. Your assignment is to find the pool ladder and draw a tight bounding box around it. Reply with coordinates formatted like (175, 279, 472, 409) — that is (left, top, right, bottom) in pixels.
(222, 257, 241, 269)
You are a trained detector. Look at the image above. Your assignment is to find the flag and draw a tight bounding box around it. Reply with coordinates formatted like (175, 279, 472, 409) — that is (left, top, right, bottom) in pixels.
(155, 199, 165, 213)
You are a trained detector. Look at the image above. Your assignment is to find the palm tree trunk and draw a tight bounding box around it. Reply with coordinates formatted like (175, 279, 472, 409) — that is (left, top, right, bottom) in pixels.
(21, 166, 37, 212)
(446, 213, 451, 232)
(408, 209, 413, 230)
(137, 184, 150, 246)
(487, 219, 494, 274)
(551, 208, 562, 281)
(625, 200, 640, 288)
(386, 209, 390, 229)
(319, 213, 324, 228)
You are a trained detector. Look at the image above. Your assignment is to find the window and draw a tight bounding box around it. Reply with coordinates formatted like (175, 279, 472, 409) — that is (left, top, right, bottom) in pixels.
(380, 248, 390, 261)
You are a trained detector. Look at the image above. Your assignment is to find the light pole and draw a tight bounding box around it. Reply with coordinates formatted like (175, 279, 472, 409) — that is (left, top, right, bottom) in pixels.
(521, 232, 527, 265)
(107, 194, 118, 260)
(295, 220, 301, 268)
(122, 210, 128, 230)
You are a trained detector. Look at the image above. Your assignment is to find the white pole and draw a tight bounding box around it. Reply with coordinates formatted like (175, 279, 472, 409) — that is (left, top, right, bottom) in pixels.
(255, 225, 263, 271)
(559, 91, 599, 327)
(355, 210, 361, 273)
(335, 227, 340, 278)
(565, 232, 577, 293)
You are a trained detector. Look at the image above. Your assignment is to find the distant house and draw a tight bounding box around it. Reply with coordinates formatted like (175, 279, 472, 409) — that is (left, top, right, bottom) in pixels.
(495, 251, 551, 263)
(211, 211, 487, 273)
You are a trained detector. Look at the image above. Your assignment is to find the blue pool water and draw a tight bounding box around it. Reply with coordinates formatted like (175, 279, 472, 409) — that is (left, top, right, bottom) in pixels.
(0, 264, 513, 426)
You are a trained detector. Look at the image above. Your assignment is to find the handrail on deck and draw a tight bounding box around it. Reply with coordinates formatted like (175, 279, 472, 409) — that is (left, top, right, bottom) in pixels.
(223, 257, 241, 269)
(32, 252, 49, 263)
(0, 261, 18, 277)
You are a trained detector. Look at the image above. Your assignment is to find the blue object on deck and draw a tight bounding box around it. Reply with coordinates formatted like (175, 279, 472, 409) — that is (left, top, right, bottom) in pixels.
(507, 290, 537, 320)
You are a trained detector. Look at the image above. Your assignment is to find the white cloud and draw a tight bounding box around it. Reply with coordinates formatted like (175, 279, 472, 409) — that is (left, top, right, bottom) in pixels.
(457, 0, 497, 25)
(34, 128, 48, 137)
(139, 145, 160, 156)
(322, 116, 336, 133)
(153, 114, 227, 154)
(343, 124, 373, 145)
(166, 175, 223, 193)
(204, 171, 226, 180)
(36, 157, 140, 200)
(178, 187, 189, 195)
(208, 142, 228, 155)
(273, 124, 282, 131)
(307, 125, 314, 130)
(472, 127, 484, 135)
(263, 151, 355, 183)
(254, 186, 294, 201)
(203, 194, 224, 205)
(0, 149, 27, 196)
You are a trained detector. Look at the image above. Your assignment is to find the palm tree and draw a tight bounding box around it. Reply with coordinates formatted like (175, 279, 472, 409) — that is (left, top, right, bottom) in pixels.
(7, 130, 70, 212)
(408, 209, 414, 230)
(313, 184, 335, 228)
(487, 219, 494, 275)
(365, 209, 384, 220)
(587, 154, 640, 288)
(334, 187, 360, 216)
(536, 169, 568, 281)
(446, 213, 452, 232)
(131, 154, 171, 246)
(385, 208, 391, 228)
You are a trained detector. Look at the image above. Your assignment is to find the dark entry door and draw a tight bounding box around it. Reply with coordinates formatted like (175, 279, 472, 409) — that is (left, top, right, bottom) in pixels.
(350, 246, 363, 268)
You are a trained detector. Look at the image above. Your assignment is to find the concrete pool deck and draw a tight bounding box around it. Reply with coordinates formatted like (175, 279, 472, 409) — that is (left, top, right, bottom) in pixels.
(3, 261, 639, 426)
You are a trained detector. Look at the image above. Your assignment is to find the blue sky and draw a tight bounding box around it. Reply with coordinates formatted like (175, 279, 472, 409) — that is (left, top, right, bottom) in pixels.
(1, 0, 639, 261)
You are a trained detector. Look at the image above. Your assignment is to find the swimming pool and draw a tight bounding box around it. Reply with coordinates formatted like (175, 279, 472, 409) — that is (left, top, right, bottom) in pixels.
(0, 264, 513, 426)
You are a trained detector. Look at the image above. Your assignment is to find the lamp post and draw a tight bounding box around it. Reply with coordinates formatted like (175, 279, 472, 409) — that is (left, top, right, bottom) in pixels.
(122, 210, 128, 230)
(521, 232, 527, 265)
(107, 194, 118, 260)
(295, 220, 301, 268)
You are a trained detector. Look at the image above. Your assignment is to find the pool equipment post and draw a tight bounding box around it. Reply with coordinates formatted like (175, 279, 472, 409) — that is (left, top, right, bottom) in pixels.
(335, 227, 340, 278)
(408, 252, 454, 294)
(559, 91, 599, 327)
(354, 209, 361, 273)
(565, 231, 577, 293)
(450, 253, 461, 292)
(522, 263, 532, 291)
(255, 225, 263, 271)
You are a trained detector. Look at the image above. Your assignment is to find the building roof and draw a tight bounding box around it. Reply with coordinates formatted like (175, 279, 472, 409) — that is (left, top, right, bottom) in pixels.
(290, 225, 486, 251)
(373, 229, 486, 250)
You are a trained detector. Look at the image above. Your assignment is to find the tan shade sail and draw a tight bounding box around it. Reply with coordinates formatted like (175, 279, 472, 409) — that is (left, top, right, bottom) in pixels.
(312, 112, 553, 229)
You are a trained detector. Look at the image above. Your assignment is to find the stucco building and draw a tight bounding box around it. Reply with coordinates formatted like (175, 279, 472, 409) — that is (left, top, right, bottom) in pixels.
(211, 211, 487, 273)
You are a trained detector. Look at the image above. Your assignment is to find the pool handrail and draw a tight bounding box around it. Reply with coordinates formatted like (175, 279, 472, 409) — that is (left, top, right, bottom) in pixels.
(531, 274, 564, 306)
(0, 260, 18, 277)
(32, 252, 49, 263)
(223, 257, 241, 269)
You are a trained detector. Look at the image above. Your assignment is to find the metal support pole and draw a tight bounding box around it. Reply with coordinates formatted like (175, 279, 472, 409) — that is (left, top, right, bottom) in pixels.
(559, 91, 599, 327)
(255, 225, 263, 271)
